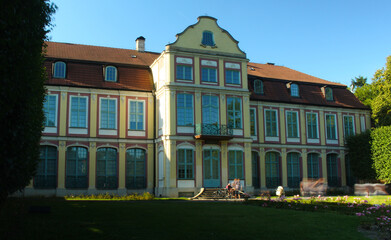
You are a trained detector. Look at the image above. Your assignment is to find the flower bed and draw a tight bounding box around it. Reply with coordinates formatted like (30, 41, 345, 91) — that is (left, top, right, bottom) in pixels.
(247, 195, 391, 238)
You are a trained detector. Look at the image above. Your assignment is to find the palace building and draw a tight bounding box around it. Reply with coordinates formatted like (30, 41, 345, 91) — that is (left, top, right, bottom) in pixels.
(24, 16, 370, 197)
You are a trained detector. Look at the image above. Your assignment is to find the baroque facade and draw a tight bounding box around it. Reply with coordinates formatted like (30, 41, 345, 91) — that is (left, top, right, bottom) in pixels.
(23, 16, 370, 197)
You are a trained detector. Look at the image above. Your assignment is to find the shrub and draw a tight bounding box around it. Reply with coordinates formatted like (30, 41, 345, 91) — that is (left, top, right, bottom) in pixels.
(372, 126, 391, 183)
(345, 130, 376, 181)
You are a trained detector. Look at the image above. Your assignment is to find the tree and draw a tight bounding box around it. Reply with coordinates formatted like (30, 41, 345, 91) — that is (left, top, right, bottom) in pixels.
(372, 126, 391, 183)
(354, 56, 391, 127)
(371, 56, 391, 127)
(350, 75, 367, 92)
(345, 130, 376, 182)
(0, 0, 56, 203)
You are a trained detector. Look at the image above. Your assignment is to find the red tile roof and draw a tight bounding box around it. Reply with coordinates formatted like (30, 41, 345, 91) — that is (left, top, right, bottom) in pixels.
(247, 62, 345, 87)
(44, 42, 157, 91)
(44, 41, 160, 66)
(248, 77, 367, 109)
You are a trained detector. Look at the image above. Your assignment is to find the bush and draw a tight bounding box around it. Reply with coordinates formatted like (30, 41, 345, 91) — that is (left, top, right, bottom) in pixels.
(65, 192, 155, 201)
(372, 126, 391, 183)
(346, 130, 376, 181)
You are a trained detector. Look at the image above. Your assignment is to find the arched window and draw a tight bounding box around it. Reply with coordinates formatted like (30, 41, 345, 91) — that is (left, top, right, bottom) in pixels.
(252, 151, 260, 188)
(254, 80, 264, 94)
(96, 147, 118, 189)
(105, 66, 117, 82)
(327, 154, 340, 187)
(265, 152, 280, 188)
(126, 148, 146, 189)
(53, 61, 66, 78)
(325, 87, 333, 101)
(201, 31, 215, 46)
(34, 146, 57, 189)
(307, 153, 320, 179)
(291, 83, 299, 97)
(287, 152, 301, 188)
(66, 146, 88, 189)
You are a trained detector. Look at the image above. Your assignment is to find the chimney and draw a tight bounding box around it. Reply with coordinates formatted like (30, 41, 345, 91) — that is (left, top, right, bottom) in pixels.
(135, 36, 145, 52)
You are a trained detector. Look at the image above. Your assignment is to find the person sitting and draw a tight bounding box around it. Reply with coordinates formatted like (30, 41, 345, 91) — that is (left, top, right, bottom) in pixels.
(225, 183, 233, 197)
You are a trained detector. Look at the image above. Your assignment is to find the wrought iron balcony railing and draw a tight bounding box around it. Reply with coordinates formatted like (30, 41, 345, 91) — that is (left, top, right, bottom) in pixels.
(194, 124, 233, 140)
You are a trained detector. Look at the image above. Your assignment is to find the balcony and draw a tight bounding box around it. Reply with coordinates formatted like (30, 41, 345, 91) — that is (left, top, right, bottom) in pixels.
(194, 124, 233, 140)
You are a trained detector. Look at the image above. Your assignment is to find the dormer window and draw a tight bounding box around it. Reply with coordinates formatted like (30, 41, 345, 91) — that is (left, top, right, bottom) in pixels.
(201, 31, 215, 46)
(254, 80, 264, 94)
(105, 66, 117, 82)
(325, 87, 333, 101)
(291, 83, 299, 97)
(53, 61, 66, 78)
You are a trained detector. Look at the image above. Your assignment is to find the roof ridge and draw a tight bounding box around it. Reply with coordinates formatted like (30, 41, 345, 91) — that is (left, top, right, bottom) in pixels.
(45, 41, 161, 55)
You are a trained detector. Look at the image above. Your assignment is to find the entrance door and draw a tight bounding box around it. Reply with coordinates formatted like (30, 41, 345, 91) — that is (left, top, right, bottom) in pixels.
(203, 149, 220, 188)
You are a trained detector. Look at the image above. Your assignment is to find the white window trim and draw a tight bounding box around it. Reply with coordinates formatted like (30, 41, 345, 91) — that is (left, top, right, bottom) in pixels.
(306, 112, 319, 143)
(264, 109, 279, 141)
(227, 97, 242, 130)
(343, 115, 355, 138)
(360, 115, 366, 132)
(250, 108, 257, 140)
(105, 66, 117, 82)
(43, 94, 58, 133)
(128, 99, 145, 130)
(290, 84, 299, 97)
(325, 113, 338, 144)
(68, 95, 89, 134)
(99, 97, 117, 135)
(177, 93, 194, 127)
(286, 110, 300, 142)
(53, 61, 66, 78)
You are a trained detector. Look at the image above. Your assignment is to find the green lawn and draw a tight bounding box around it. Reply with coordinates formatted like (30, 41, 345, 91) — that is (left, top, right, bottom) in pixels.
(0, 198, 368, 240)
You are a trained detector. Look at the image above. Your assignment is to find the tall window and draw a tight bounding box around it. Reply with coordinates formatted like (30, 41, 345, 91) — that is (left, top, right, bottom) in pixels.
(201, 31, 215, 46)
(265, 109, 278, 137)
(265, 152, 280, 188)
(53, 61, 66, 78)
(176, 65, 192, 81)
(70, 96, 87, 128)
(177, 149, 194, 179)
(100, 98, 116, 129)
(345, 154, 355, 187)
(325, 87, 333, 101)
(226, 69, 240, 85)
(129, 101, 144, 130)
(177, 94, 193, 126)
(43, 95, 57, 127)
(306, 113, 318, 139)
(34, 146, 57, 189)
(201, 67, 217, 83)
(286, 111, 299, 138)
(326, 114, 337, 140)
(105, 66, 117, 82)
(126, 148, 146, 189)
(66, 147, 88, 189)
(96, 148, 118, 189)
(327, 154, 339, 187)
(344, 116, 355, 138)
(227, 97, 242, 129)
(287, 152, 300, 188)
(228, 150, 243, 179)
(307, 153, 319, 179)
(290, 84, 299, 97)
(202, 95, 219, 125)
(254, 80, 264, 94)
(250, 108, 257, 136)
(252, 151, 260, 188)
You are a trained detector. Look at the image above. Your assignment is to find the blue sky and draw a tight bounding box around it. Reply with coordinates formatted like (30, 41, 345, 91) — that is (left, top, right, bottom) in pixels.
(49, 0, 391, 87)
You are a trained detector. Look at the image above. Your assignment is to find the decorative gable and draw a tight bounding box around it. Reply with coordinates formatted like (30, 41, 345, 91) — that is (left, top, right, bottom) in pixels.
(167, 16, 246, 58)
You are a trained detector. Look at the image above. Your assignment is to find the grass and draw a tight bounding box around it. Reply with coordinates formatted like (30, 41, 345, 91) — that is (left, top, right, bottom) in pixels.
(0, 197, 368, 240)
